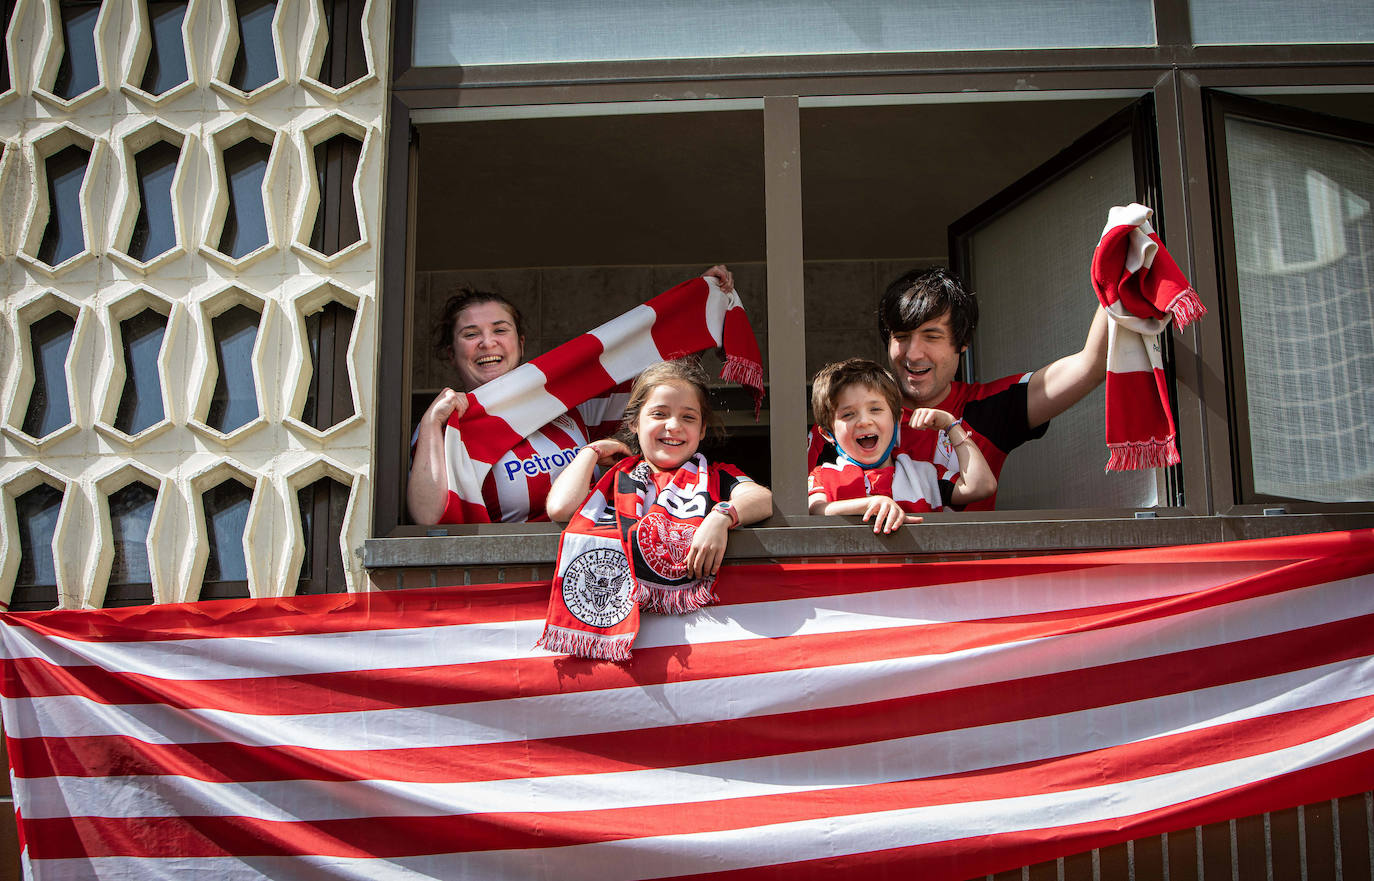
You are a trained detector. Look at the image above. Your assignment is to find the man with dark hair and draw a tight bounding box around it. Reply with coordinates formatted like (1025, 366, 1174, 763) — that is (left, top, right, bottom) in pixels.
(810, 266, 1109, 511)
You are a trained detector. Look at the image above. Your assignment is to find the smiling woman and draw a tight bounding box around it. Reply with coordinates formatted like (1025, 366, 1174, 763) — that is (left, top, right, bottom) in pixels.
(406, 288, 623, 525)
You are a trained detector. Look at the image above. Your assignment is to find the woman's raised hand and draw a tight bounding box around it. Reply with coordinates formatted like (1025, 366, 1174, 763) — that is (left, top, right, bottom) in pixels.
(703, 265, 735, 294)
(424, 388, 468, 429)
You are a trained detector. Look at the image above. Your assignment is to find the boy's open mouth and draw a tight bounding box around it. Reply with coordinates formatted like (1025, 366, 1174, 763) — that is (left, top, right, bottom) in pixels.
(856, 433, 880, 451)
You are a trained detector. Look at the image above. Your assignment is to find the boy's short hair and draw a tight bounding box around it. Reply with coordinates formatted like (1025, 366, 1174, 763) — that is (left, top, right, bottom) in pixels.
(877, 267, 978, 349)
(811, 358, 903, 432)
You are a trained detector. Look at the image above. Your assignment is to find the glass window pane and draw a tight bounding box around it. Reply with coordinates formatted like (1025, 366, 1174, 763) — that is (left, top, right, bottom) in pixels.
(203, 479, 251, 582)
(1225, 117, 1374, 502)
(108, 481, 156, 585)
(115, 308, 168, 434)
(207, 304, 260, 432)
(965, 135, 1156, 509)
(16, 483, 62, 588)
(23, 311, 76, 437)
(1190, 0, 1373, 45)
(309, 133, 361, 256)
(128, 140, 180, 261)
(52, 0, 99, 98)
(413, 0, 1156, 67)
(228, 0, 277, 92)
(302, 300, 356, 430)
(217, 139, 270, 258)
(38, 144, 90, 266)
(139, 1, 189, 94)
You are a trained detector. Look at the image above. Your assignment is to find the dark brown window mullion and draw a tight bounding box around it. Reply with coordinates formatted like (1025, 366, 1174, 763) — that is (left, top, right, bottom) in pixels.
(373, 107, 417, 534)
(1154, 70, 1229, 517)
(763, 95, 806, 519)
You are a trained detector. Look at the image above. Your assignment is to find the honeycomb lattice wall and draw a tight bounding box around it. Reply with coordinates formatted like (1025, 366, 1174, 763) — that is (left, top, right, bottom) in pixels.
(0, 0, 389, 606)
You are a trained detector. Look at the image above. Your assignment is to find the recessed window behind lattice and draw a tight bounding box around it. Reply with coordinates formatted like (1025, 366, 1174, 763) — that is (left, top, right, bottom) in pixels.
(128, 140, 180, 261)
(207, 304, 260, 433)
(202, 479, 251, 598)
(228, 0, 276, 92)
(297, 476, 349, 594)
(13, 483, 63, 611)
(1, 0, 17, 93)
(302, 300, 356, 430)
(52, 0, 100, 99)
(217, 139, 271, 258)
(38, 144, 90, 266)
(309, 133, 362, 256)
(139, 0, 189, 95)
(22, 311, 76, 438)
(106, 481, 156, 607)
(315, 0, 367, 88)
(115, 309, 168, 435)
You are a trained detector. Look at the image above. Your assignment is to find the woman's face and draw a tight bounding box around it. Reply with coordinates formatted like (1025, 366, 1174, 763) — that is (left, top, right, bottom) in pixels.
(450, 301, 524, 390)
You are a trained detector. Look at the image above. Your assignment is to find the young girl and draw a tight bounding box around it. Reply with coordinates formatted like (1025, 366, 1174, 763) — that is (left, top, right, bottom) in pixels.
(540, 360, 773, 660)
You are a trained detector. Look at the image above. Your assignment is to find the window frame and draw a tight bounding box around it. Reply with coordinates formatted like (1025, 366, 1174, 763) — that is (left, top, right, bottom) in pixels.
(1203, 90, 1374, 513)
(372, 0, 1374, 555)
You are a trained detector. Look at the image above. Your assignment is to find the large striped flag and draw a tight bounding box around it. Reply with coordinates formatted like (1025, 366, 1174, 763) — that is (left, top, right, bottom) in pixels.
(3, 529, 1373, 880)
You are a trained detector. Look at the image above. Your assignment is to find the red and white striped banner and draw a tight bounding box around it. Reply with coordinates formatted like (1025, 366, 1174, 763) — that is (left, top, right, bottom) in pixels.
(3, 529, 1373, 880)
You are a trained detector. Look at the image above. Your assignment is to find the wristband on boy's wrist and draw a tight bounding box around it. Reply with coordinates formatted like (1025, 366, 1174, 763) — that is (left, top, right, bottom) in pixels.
(713, 501, 740, 529)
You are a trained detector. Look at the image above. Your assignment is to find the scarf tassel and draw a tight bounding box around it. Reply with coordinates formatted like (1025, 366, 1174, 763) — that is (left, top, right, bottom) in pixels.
(1105, 437, 1181, 472)
(723, 355, 766, 417)
(1166, 287, 1207, 330)
(640, 581, 718, 615)
(536, 624, 635, 662)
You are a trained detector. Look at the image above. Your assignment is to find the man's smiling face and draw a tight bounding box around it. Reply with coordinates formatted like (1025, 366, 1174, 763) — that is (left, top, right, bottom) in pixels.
(886, 311, 966, 408)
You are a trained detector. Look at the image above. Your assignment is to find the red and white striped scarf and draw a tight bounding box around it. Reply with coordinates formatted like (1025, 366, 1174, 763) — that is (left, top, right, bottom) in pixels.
(1091, 203, 1205, 471)
(538, 453, 721, 661)
(441, 277, 763, 522)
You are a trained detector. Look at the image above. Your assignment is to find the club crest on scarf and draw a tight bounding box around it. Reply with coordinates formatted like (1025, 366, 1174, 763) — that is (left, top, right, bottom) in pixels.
(635, 511, 696, 581)
(561, 547, 637, 628)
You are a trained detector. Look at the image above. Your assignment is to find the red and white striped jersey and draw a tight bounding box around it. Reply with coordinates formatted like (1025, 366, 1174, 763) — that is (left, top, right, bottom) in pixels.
(466, 393, 627, 524)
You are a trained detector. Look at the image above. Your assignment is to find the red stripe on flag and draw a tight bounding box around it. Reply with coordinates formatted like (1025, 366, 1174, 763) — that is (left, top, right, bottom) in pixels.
(12, 610, 1374, 785)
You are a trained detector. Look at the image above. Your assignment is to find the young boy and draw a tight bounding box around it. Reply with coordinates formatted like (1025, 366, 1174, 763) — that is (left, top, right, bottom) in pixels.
(807, 358, 997, 533)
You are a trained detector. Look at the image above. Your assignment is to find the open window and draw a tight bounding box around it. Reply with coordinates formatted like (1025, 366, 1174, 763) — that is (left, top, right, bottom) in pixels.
(949, 97, 1170, 511)
(404, 105, 769, 525)
(798, 94, 1153, 513)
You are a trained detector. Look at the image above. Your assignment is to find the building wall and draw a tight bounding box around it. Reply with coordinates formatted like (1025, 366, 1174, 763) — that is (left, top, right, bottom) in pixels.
(0, 0, 390, 609)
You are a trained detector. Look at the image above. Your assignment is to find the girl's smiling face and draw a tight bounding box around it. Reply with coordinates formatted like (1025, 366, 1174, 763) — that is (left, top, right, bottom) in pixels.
(634, 380, 705, 472)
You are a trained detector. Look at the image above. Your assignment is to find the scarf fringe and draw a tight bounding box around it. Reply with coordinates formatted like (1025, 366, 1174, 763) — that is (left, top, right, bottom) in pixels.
(1106, 437, 1181, 472)
(640, 580, 718, 615)
(723, 355, 766, 417)
(536, 624, 635, 662)
(1167, 287, 1207, 330)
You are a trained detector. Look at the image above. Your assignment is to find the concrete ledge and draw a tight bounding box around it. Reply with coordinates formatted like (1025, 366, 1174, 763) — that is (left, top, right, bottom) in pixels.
(364, 512, 1374, 570)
